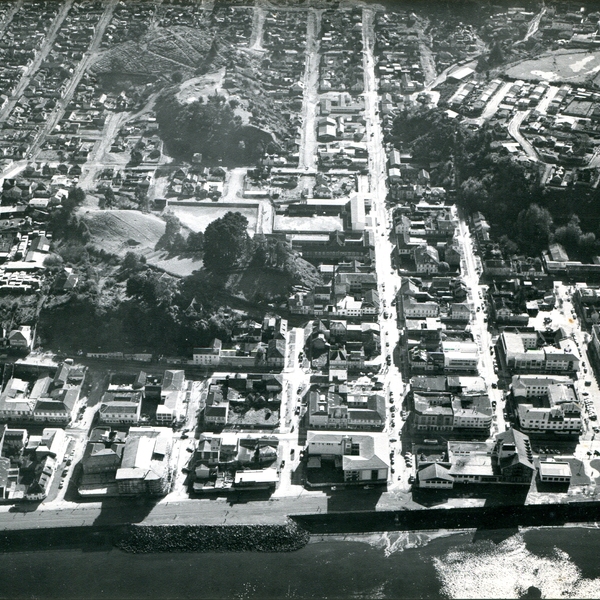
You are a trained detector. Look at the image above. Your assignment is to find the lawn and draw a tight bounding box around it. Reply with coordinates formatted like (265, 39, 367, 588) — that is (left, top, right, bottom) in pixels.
(504, 49, 600, 84)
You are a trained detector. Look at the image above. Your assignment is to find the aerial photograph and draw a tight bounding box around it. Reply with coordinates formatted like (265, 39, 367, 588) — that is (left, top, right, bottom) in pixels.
(3, 0, 600, 597)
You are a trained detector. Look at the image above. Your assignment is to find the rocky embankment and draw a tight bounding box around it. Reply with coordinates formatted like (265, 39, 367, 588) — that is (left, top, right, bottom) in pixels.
(113, 520, 310, 553)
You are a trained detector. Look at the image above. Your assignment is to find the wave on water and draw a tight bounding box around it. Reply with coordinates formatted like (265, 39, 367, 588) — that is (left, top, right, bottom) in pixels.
(433, 532, 600, 599)
(313, 530, 467, 557)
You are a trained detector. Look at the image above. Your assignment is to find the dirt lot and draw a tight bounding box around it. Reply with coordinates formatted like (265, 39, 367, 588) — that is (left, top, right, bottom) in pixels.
(504, 49, 600, 84)
(168, 204, 258, 234)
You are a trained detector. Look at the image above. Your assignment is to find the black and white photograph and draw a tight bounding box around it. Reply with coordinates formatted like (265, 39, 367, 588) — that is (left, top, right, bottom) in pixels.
(0, 0, 599, 597)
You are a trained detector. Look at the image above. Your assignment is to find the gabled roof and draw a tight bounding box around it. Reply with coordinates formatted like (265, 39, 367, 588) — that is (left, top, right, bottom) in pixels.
(419, 463, 453, 482)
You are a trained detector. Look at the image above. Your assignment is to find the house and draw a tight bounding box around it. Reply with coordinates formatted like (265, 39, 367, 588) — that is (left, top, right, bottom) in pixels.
(0, 378, 34, 422)
(418, 463, 454, 489)
(306, 431, 389, 485)
(204, 395, 229, 428)
(414, 245, 440, 274)
(7, 325, 33, 350)
(266, 339, 286, 368)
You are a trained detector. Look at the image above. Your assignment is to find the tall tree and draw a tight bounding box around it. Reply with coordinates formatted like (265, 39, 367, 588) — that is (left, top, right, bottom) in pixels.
(203, 211, 249, 272)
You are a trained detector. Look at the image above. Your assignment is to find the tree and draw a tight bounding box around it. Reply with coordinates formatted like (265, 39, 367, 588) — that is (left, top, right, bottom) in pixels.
(156, 214, 182, 251)
(186, 231, 204, 253)
(516, 204, 554, 254)
(488, 42, 504, 67)
(203, 211, 249, 272)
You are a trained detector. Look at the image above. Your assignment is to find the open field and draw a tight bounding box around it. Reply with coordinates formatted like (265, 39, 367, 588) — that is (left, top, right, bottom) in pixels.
(82, 209, 166, 256)
(168, 204, 258, 234)
(505, 49, 600, 84)
(273, 215, 343, 232)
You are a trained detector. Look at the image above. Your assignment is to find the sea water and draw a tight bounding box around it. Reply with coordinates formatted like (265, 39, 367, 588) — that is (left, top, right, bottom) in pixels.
(2, 527, 600, 598)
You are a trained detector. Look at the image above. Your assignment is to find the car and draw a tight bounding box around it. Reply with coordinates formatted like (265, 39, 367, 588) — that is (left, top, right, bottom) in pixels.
(491, 382, 498, 389)
(390, 406, 395, 412)
(408, 475, 415, 484)
(383, 312, 389, 319)
(391, 468, 395, 474)
(492, 401, 497, 408)
(181, 433, 188, 440)
(390, 456, 395, 464)
(58, 482, 64, 489)
(290, 448, 295, 458)
(583, 391, 590, 396)
(280, 460, 286, 468)
(295, 407, 300, 415)
(386, 342, 390, 347)
(390, 438, 397, 443)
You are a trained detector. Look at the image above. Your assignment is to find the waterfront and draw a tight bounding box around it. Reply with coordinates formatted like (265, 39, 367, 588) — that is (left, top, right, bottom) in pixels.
(2, 527, 600, 599)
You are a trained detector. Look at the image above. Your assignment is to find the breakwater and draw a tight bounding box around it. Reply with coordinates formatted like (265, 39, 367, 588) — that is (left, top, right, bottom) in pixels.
(0, 521, 311, 554)
(113, 521, 310, 553)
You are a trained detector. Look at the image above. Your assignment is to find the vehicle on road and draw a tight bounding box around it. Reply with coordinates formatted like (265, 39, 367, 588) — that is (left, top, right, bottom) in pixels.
(290, 448, 295, 458)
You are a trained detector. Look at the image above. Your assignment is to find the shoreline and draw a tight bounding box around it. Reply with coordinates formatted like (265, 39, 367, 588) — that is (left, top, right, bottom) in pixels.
(2, 500, 600, 555)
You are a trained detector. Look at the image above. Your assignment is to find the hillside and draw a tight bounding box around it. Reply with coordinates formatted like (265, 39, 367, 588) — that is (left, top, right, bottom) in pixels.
(82, 209, 167, 256)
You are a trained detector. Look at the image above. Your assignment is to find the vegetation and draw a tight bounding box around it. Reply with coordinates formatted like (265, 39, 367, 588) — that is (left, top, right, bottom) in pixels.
(388, 106, 600, 259)
(156, 92, 272, 165)
(38, 211, 322, 356)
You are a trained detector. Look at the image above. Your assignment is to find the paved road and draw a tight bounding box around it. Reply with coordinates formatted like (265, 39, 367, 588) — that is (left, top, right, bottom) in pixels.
(0, 0, 74, 124)
(30, 0, 118, 160)
(508, 110, 539, 161)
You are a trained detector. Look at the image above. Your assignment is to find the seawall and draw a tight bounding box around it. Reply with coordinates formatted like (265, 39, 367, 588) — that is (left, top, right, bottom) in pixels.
(292, 501, 600, 534)
(2, 500, 600, 554)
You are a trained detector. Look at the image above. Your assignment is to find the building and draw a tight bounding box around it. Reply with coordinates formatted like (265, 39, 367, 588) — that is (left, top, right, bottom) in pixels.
(511, 375, 573, 398)
(7, 325, 32, 350)
(513, 381, 582, 435)
(307, 390, 386, 431)
(417, 428, 535, 488)
(497, 332, 579, 375)
(192, 339, 222, 366)
(98, 391, 142, 425)
(156, 370, 186, 425)
(538, 460, 572, 484)
(306, 431, 389, 485)
(114, 427, 172, 496)
(412, 391, 492, 434)
(441, 341, 479, 372)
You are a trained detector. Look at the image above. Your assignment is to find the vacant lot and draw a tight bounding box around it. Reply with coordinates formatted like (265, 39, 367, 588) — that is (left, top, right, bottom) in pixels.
(168, 204, 258, 234)
(273, 215, 343, 232)
(83, 209, 167, 256)
(505, 49, 600, 84)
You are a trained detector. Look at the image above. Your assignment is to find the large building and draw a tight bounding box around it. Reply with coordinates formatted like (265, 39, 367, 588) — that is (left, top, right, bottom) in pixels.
(496, 332, 579, 375)
(306, 389, 386, 431)
(306, 431, 389, 485)
(412, 391, 492, 434)
(511, 376, 582, 435)
(114, 427, 173, 496)
(418, 429, 535, 488)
